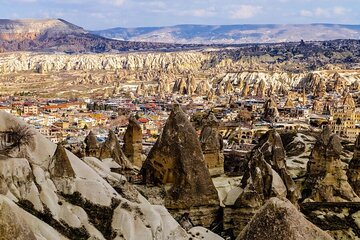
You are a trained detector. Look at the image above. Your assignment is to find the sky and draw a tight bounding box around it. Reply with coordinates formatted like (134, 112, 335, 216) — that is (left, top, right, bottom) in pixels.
(0, 0, 359, 30)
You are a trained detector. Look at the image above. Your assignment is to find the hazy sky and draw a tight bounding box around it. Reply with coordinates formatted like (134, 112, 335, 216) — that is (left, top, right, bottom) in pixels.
(0, 0, 359, 30)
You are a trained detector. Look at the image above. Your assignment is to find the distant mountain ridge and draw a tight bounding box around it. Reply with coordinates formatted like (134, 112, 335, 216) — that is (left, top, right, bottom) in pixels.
(92, 24, 360, 44)
(0, 19, 196, 53)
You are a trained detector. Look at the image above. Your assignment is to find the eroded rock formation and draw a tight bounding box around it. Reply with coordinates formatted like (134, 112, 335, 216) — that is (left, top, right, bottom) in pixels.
(303, 126, 359, 202)
(263, 98, 279, 122)
(123, 116, 143, 168)
(236, 197, 334, 240)
(200, 113, 224, 176)
(99, 130, 133, 170)
(348, 134, 360, 196)
(84, 131, 99, 157)
(236, 129, 299, 207)
(0, 200, 37, 240)
(142, 104, 219, 209)
(49, 143, 75, 179)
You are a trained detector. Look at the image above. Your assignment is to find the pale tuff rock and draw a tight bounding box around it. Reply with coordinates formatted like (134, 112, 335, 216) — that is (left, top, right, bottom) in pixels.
(173, 78, 187, 94)
(224, 81, 234, 94)
(315, 78, 327, 98)
(333, 72, 346, 93)
(348, 134, 360, 196)
(263, 98, 279, 122)
(251, 83, 258, 97)
(284, 96, 295, 108)
(256, 79, 266, 98)
(142, 104, 219, 209)
(207, 88, 216, 101)
(215, 84, 224, 96)
(241, 81, 250, 97)
(136, 82, 146, 96)
(236, 197, 334, 240)
(0, 200, 37, 240)
(200, 113, 224, 176)
(84, 131, 99, 157)
(303, 126, 360, 202)
(313, 99, 323, 113)
(236, 130, 299, 207)
(342, 93, 356, 112)
(99, 130, 133, 170)
(0, 111, 219, 240)
(123, 116, 143, 168)
(195, 80, 211, 95)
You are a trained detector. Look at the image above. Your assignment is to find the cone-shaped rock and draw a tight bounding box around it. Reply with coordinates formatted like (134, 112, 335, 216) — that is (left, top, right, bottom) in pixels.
(236, 197, 334, 240)
(123, 116, 143, 168)
(99, 130, 133, 170)
(84, 131, 99, 157)
(142, 104, 219, 209)
(236, 130, 299, 207)
(342, 93, 356, 112)
(241, 82, 250, 97)
(200, 113, 224, 176)
(303, 126, 359, 202)
(284, 97, 294, 108)
(49, 143, 75, 178)
(348, 134, 360, 195)
(263, 98, 279, 122)
(0, 201, 37, 240)
(256, 79, 266, 98)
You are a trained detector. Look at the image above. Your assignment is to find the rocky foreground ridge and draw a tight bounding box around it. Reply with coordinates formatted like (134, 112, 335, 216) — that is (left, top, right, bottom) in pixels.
(0, 111, 222, 240)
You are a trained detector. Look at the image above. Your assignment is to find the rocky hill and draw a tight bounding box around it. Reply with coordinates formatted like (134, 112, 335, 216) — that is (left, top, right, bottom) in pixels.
(92, 24, 360, 44)
(0, 19, 195, 53)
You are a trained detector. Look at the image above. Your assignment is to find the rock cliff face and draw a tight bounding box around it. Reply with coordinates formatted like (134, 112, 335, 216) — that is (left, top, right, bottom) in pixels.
(236, 198, 333, 240)
(123, 116, 143, 168)
(303, 127, 359, 202)
(0, 111, 220, 240)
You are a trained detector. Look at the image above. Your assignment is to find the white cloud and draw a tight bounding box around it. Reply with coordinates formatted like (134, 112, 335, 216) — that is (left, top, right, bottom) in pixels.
(104, 0, 125, 6)
(300, 6, 349, 18)
(230, 5, 263, 19)
(333, 6, 347, 15)
(192, 9, 215, 17)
